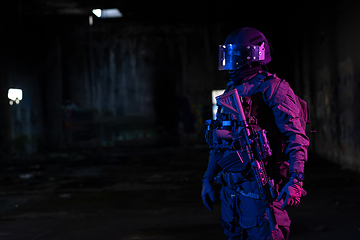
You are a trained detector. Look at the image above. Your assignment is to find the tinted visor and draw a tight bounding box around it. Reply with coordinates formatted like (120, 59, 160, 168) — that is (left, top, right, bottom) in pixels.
(218, 43, 264, 70)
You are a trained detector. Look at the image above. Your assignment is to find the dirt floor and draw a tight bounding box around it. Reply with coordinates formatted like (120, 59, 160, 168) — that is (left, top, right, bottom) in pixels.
(0, 145, 359, 240)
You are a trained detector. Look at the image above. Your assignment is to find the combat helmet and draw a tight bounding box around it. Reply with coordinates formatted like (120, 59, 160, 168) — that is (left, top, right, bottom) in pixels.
(218, 27, 271, 70)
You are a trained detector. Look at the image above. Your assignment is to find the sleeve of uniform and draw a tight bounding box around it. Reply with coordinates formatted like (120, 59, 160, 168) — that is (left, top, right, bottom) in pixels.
(203, 149, 223, 179)
(263, 79, 309, 177)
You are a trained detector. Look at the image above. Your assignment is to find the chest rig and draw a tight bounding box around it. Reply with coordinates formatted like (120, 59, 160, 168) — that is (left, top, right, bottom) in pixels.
(206, 75, 280, 231)
(205, 71, 272, 154)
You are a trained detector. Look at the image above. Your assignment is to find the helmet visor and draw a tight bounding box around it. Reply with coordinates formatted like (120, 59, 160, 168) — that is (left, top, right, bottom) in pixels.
(218, 43, 265, 70)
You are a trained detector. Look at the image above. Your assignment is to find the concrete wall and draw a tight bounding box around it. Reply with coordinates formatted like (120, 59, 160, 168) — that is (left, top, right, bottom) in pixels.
(7, 2, 360, 174)
(2, 21, 52, 155)
(60, 22, 230, 148)
(2, 16, 235, 153)
(0, 12, 310, 154)
(295, 3, 360, 171)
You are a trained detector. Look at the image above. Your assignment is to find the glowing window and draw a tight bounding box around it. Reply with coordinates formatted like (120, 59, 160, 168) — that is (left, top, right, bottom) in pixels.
(212, 89, 225, 119)
(8, 88, 23, 105)
(92, 8, 123, 18)
(92, 9, 102, 17)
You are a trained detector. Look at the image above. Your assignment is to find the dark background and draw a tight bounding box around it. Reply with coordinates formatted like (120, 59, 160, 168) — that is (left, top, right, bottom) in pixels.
(0, 1, 359, 239)
(2, 1, 359, 169)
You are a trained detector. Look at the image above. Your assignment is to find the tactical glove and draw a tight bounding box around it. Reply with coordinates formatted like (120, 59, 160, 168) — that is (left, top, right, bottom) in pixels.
(276, 178, 307, 210)
(201, 178, 215, 211)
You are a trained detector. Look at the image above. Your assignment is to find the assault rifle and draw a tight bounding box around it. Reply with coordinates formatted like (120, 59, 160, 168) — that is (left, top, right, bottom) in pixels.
(215, 88, 279, 232)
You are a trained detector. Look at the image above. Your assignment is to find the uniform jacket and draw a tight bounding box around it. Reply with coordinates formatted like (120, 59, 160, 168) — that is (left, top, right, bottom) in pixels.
(204, 71, 309, 182)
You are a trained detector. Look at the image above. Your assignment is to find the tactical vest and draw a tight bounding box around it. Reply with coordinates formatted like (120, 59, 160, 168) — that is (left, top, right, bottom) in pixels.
(206, 71, 310, 169)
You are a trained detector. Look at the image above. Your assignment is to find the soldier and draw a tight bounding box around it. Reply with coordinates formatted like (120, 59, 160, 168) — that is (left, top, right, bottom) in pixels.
(201, 27, 309, 240)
